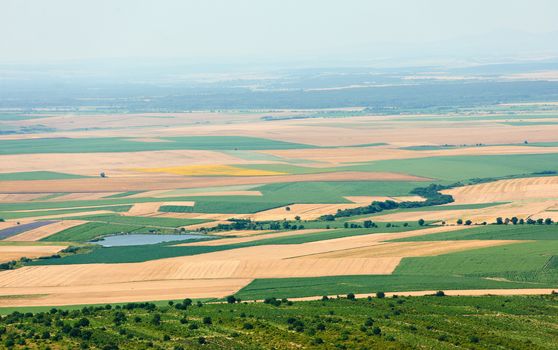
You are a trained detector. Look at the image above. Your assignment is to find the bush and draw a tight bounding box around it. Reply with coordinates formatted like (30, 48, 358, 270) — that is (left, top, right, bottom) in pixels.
(469, 335, 480, 343)
(347, 293, 355, 300)
(376, 292, 385, 299)
(435, 291, 445, 297)
(202, 316, 212, 325)
(243, 322, 254, 330)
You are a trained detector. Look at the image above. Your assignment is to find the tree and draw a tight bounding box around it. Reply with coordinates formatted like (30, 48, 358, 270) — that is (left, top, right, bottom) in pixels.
(151, 313, 161, 326)
(294, 215, 301, 221)
(456, 219, 463, 225)
(496, 217, 504, 225)
(511, 217, 519, 225)
(347, 293, 355, 300)
(545, 218, 553, 225)
(465, 220, 472, 226)
(285, 206, 291, 211)
(376, 291, 385, 299)
(363, 220, 373, 228)
(418, 219, 425, 226)
(226, 295, 237, 304)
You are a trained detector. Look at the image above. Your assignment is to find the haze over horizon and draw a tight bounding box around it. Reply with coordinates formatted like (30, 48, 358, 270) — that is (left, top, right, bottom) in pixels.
(1, 0, 558, 68)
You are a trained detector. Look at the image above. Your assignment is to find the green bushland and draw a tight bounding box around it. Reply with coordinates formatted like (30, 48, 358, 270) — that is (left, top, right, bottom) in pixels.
(59, 214, 208, 229)
(0, 296, 556, 349)
(321, 184, 454, 220)
(0, 136, 315, 155)
(0, 171, 90, 181)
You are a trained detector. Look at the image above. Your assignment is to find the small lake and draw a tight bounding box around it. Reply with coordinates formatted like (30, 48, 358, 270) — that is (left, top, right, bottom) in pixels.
(93, 234, 211, 247)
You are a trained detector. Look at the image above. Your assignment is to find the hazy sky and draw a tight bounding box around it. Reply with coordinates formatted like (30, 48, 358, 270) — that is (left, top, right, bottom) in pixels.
(1, 0, 558, 64)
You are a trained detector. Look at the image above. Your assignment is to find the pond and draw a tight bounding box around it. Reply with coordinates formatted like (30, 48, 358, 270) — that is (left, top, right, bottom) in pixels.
(92, 234, 212, 247)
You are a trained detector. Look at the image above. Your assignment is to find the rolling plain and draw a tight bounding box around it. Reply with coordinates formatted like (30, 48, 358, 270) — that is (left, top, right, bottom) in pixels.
(1, 104, 558, 313)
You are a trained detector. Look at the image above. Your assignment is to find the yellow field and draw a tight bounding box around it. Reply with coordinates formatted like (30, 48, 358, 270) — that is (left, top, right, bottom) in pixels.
(133, 164, 285, 176)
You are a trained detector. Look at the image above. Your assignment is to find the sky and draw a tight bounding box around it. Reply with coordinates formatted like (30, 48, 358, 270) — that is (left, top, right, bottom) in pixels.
(1, 0, 558, 65)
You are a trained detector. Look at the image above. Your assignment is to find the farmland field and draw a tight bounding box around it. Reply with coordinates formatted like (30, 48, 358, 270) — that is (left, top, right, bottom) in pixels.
(2, 104, 558, 308)
(3, 4, 558, 348)
(1, 106, 558, 313)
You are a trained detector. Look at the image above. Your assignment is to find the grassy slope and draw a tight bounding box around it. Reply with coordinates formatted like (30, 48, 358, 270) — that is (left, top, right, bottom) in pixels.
(1, 296, 557, 349)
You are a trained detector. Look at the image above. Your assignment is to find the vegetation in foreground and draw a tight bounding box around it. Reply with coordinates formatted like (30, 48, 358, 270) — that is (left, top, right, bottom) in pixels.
(0, 295, 556, 349)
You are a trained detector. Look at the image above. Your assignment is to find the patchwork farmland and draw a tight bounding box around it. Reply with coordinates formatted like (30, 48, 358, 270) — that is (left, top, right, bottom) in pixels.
(1, 105, 558, 315)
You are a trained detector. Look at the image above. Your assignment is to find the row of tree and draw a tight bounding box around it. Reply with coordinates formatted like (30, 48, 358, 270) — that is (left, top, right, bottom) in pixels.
(320, 184, 454, 221)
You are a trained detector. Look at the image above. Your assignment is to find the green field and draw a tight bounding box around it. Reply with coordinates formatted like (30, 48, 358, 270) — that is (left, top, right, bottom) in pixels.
(390, 224, 558, 241)
(0, 136, 316, 155)
(236, 274, 547, 300)
(41, 222, 167, 242)
(59, 214, 208, 229)
(395, 240, 558, 281)
(0, 295, 556, 349)
(347, 153, 558, 182)
(0, 171, 90, 181)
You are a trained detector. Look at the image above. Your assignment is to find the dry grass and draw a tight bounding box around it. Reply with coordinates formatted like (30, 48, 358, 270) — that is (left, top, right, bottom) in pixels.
(133, 165, 285, 176)
(0, 245, 66, 263)
(444, 176, 558, 204)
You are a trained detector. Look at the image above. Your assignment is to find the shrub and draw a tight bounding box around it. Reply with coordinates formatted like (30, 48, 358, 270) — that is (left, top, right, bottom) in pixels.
(347, 293, 356, 300)
(470, 335, 480, 343)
